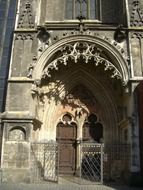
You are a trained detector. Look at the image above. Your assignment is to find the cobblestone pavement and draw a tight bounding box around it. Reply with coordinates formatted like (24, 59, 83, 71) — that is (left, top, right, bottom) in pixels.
(0, 183, 143, 190)
(0, 177, 142, 190)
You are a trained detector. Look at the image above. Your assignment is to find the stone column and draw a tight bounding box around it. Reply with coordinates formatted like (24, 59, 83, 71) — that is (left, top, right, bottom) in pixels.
(0, 118, 2, 183)
(129, 89, 140, 173)
(0, 118, 2, 164)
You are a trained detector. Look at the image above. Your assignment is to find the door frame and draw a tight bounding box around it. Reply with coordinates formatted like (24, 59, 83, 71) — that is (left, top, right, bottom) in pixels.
(56, 114, 77, 175)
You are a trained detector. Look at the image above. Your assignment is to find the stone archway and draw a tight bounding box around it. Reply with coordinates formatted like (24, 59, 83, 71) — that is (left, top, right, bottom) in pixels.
(33, 35, 129, 85)
(30, 35, 131, 180)
(31, 35, 129, 142)
(32, 65, 120, 144)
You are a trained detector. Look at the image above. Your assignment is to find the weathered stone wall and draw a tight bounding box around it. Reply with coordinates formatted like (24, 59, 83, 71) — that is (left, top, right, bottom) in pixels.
(101, 0, 125, 24)
(0, 0, 17, 112)
(1, 0, 143, 183)
(10, 34, 38, 77)
(130, 32, 143, 77)
(39, 0, 125, 24)
(5, 83, 32, 111)
(1, 122, 31, 182)
(137, 82, 143, 175)
(128, 0, 143, 174)
(39, 0, 65, 23)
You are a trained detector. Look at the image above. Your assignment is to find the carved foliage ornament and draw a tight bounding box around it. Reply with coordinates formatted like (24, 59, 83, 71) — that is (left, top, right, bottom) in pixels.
(42, 42, 122, 81)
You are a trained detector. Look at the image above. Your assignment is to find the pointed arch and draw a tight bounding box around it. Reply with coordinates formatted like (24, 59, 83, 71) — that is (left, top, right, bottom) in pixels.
(33, 35, 129, 86)
(40, 68, 119, 143)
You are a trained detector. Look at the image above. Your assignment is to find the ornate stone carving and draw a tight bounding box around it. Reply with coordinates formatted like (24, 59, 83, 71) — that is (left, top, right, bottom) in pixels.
(37, 27, 50, 43)
(42, 42, 122, 81)
(76, 17, 88, 34)
(36, 27, 51, 58)
(33, 35, 129, 87)
(131, 32, 143, 39)
(38, 42, 49, 57)
(59, 113, 76, 125)
(51, 32, 126, 61)
(31, 79, 41, 95)
(130, 0, 143, 26)
(130, 32, 143, 77)
(15, 33, 35, 40)
(9, 127, 26, 141)
(27, 55, 37, 78)
(18, 1, 35, 28)
(114, 25, 127, 43)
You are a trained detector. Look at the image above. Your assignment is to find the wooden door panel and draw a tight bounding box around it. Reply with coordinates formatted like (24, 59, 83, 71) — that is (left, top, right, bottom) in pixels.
(59, 143, 75, 173)
(57, 120, 77, 175)
(57, 126, 76, 140)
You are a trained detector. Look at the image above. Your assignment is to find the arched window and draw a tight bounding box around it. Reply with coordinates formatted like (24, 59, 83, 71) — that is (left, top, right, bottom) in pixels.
(83, 114, 103, 143)
(65, 0, 101, 20)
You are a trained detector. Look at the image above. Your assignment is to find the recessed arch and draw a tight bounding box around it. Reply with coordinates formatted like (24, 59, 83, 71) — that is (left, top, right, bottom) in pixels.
(9, 126, 26, 141)
(40, 67, 119, 144)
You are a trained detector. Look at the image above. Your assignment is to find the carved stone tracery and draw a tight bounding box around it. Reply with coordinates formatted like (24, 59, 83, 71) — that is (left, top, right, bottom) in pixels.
(131, 32, 143, 39)
(15, 33, 35, 40)
(42, 42, 122, 81)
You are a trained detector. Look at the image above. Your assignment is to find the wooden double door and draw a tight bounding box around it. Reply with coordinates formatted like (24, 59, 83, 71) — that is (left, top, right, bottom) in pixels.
(57, 121, 77, 175)
(56, 113, 103, 175)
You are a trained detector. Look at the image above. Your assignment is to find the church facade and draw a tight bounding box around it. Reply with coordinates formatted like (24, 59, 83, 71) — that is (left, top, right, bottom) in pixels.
(0, 0, 143, 183)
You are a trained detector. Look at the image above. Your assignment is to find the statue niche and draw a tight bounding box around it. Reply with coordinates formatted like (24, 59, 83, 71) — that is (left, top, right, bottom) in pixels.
(9, 127, 26, 141)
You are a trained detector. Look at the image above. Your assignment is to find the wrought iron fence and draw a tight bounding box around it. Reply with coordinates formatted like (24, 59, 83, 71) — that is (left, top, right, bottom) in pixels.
(80, 143, 104, 184)
(30, 142, 58, 183)
(103, 144, 131, 182)
(79, 143, 131, 184)
(30, 142, 131, 184)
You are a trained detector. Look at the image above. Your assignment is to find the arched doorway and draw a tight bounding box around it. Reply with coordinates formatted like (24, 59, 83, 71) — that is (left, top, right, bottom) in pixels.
(31, 36, 131, 181)
(32, 37, 129, 146)
(56, 113, 77, 174)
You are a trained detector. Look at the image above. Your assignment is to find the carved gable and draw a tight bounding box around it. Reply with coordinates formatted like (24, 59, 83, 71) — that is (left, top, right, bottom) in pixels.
(130, 0, 143, 26)
(18, 0, 35, 28)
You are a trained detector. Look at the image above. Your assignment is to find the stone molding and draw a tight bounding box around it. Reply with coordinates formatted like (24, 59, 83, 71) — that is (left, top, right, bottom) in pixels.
(15, 33, 35, 40)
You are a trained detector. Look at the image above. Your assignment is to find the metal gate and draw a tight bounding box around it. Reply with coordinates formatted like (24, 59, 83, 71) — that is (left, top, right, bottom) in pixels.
(80, 143, 103, 184)
(30, 142, 130, 184)
(30, 142, 58, 183)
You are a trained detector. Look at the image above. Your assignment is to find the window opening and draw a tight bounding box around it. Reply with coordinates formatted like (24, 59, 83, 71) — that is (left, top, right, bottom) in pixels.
(83, 114, 103, 143)
(65, 0, 101, 20)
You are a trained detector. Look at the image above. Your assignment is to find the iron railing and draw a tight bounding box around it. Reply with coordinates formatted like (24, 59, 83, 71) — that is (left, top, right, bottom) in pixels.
(30, 142, 58, 183)
(80, 142, 104, 184)
(103, 144, 131, 181)
(30, 142, 131, 184)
